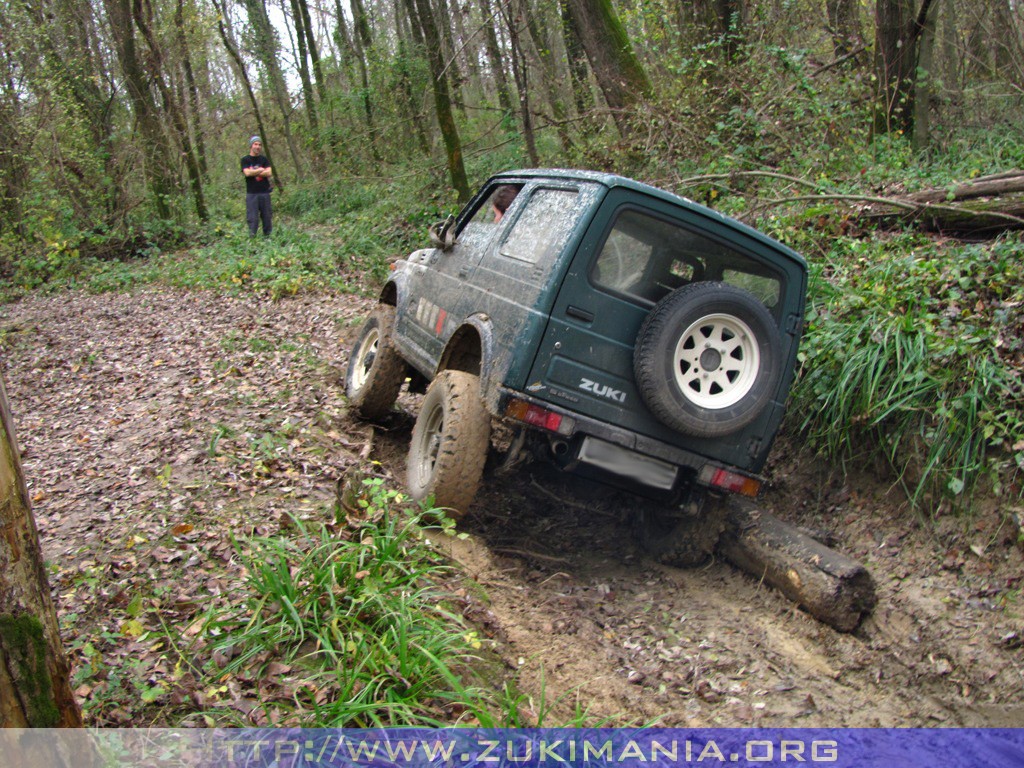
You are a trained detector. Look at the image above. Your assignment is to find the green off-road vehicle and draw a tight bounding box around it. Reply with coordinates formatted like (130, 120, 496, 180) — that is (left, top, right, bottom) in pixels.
(346, 170, 807, 563)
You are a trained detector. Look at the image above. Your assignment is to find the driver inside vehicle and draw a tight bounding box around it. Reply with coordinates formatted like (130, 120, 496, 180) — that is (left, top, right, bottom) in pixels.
(491, 184, 521, 222)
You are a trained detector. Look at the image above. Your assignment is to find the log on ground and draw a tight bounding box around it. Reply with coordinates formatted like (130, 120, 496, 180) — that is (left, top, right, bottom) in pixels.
(717, 497, 876, 632)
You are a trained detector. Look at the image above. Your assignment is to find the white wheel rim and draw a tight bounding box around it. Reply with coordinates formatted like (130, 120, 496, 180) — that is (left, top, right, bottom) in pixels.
(672, 313, 759, 409)
(413, 401, 444, 484)
(351, 327, 380, 390)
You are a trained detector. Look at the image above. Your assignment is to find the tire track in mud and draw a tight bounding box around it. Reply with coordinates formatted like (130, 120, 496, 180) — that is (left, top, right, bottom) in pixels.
(425, 455, 1024, 727)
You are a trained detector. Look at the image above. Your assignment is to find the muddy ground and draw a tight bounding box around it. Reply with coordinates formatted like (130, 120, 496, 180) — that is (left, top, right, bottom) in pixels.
(1, 288, 1022, 727)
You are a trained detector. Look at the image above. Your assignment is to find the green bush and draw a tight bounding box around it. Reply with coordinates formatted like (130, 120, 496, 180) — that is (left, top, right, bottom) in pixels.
(792, 233, 1024, 511)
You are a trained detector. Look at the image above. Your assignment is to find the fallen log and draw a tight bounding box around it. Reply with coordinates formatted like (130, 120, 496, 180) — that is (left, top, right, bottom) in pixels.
(858, 170, 1024, 234)
(680, 169, 1024, 235)
(904, 171, 1024, 204)
(717, 497, 876, 632)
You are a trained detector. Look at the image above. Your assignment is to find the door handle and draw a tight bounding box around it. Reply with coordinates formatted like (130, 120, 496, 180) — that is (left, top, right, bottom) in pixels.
(566, 305, 594, 323)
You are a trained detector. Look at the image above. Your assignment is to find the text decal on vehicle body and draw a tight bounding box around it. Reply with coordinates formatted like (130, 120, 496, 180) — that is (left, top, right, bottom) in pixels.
(580, 377, 626, 403)
(415, 298, 449, 337)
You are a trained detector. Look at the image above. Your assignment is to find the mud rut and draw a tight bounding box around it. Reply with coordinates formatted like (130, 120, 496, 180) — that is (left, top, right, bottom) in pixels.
(2, 290, 1022, 728)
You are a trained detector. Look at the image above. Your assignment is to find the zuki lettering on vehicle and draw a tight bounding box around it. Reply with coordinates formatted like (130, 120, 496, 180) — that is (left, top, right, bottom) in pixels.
(579, 377, 627, 403)
(415, 298, 449, 337)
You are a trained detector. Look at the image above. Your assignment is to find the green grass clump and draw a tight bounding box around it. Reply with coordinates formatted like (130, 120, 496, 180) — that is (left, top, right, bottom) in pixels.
(792, 233, 1024, 511)
(196, 479, 499, 727)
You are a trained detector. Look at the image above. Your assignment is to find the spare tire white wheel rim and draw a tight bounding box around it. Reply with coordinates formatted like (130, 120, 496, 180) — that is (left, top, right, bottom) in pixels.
(673, 313, 760, 410)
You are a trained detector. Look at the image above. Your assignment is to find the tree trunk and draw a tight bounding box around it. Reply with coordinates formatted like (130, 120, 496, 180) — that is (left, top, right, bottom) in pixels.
(682, 0, 743, 55)
(718, 498, 876, 633)
(175, 0, 209, 182)
(240, 0, 305, 179)
(0, 374, 82, 728)
(826, 0, 863, 58)
(410, 0, 470, 202)
(296, 0, 327, 105)
(502, 1, 539, 165)
(873, 0, 936, 135)
(861, 171, 1024, 233)
(288, 0, 320, 134)
(523, 0, 573, 153)
(395, 0, 431, 155)
(436, 0, 466, 114)
(452, 0, 482, 100)
(911, 3, 936, 152)
(103, 0, 177, 221)
(559, 0, 592, 119)
(563, 0, 652, 137)
(130, 0, 208, 222)
(393, 20, 431, 156)
(215, 3, 280, 192)
(350, 0, 382, 165)
(0, 61, 29, 238)
(480, 0, 515, 117)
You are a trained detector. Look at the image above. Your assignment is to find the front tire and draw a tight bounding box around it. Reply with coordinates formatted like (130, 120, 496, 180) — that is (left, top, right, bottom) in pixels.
(345, 306, 407, 420)
(407, 370, 492, 518)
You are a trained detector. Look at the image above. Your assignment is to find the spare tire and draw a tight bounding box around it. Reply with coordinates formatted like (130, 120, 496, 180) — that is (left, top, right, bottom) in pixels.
(634, 281, 782, 438)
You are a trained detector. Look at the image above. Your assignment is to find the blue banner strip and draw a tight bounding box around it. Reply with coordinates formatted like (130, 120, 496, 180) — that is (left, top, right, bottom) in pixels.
(2, 728, 1023, 768)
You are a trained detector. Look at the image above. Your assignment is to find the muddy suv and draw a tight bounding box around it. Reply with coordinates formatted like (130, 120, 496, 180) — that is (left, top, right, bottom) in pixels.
(346, 170, 807, 560)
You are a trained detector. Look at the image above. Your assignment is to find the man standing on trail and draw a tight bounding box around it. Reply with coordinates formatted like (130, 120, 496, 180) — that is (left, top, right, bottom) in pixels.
(241, 136, 273, 236)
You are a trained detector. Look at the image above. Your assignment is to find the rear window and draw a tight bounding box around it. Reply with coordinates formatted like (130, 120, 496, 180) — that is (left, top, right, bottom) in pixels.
(592, 209, 782, 308)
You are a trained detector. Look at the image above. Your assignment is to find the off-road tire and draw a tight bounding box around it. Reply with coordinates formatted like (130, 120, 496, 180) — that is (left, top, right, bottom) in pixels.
(345, 305, 407, 420)
(407, 370, 492, 518)
(633, 497, 727, 567)
(634, 281, 782, 438)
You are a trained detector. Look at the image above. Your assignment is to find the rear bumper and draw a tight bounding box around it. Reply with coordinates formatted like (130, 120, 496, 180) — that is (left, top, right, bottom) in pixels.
(497, 387, 762, 495)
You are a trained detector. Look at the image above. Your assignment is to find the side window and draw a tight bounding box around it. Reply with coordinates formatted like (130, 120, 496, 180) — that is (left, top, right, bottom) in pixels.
(593, 226, 653, 294)
(458, 184, 522, 251)
(592, 209, 782, 309)
(499, 188, 580, 265)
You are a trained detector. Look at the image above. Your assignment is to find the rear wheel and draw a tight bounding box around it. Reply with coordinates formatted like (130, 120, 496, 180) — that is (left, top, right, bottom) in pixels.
(633, 497, 726, 567)
(345, 306, 407, 420)
(407, 370, 491, 518)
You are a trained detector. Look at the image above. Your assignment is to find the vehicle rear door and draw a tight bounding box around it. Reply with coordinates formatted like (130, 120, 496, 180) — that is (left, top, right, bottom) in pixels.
(525, 189, 791, 444)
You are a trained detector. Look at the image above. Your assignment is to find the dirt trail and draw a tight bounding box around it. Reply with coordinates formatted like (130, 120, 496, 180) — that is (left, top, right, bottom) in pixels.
(1, 289, 1022, 727)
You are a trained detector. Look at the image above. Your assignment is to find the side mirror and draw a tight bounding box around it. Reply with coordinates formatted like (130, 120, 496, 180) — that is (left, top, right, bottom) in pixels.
(428, 214, 457, 251)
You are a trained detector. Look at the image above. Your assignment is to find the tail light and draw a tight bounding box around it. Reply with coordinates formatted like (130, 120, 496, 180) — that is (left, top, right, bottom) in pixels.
(505, 398, 575, 436)
(699, 464, 762, 497)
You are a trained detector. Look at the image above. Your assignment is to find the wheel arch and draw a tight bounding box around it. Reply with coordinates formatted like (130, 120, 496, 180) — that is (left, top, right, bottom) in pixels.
(378, 278, 399, 307)
(436, 315, 497, 394)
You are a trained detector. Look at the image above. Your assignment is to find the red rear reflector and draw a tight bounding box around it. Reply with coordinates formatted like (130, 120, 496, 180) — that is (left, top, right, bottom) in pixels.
(505, 399, 563, 432)
(700, 465, 761, 497)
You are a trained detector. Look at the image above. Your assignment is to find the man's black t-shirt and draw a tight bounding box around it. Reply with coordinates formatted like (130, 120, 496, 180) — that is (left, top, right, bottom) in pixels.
(241, 154, 272, 194)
